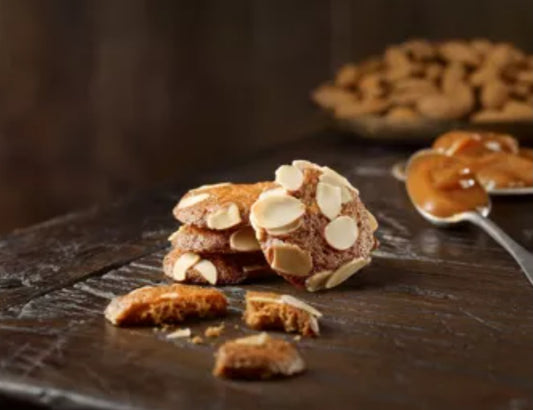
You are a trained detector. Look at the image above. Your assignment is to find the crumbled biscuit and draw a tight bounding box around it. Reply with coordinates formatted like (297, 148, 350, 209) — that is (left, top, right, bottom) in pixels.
(104, 284, 227, 326)
(213, 333, 306, 379)
(244, 291, 322, 336)
(205, 323, 225, 338)
(191, 336, 204, 345)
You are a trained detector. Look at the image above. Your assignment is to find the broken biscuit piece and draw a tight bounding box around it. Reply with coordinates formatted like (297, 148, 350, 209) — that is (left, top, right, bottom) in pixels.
(244, 291, 322, 336)
(213, 333, 305, 379)
(104, 284, 227, 326)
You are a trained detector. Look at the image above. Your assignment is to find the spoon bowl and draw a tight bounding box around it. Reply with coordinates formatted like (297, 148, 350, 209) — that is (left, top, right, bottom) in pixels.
(404, 149, 533, 287)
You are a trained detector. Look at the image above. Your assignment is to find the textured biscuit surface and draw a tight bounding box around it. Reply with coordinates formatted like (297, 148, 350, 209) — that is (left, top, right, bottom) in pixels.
(213, 333, 305, 379)
(244, 291, 321, 336)
(173, 182, 275, 230)
(169, 224, 261, 254)
(104, 284, 227, 326)
(251, 161, 378, 291)
(163, 247, 271, 286)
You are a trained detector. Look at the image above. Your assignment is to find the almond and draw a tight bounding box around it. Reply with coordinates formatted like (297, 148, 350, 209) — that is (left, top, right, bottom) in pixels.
(194, 260, 218, 285)
(275, 165, 304, 191)
(234, 332, 269, 346)
(324, 216, 359, 250)
(229, 227, 261, 252)
(251, 194, 305, 230)
(176, 193, 210, 209)
(326, 257, 370, 289)
(316, 182, 342, 220)
(172, 252, 200, 281)
(270, 243, 313, 276)
(305, 271, 333, 292)
(206, 203, 241, 230)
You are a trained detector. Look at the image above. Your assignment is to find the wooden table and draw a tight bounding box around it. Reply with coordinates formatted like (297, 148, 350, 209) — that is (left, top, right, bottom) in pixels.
(1, 133, 532, 410)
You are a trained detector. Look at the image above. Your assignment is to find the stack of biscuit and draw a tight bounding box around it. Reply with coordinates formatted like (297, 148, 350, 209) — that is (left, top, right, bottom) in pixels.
(164, 161, 379, 291)
(163, 182, 276, 286)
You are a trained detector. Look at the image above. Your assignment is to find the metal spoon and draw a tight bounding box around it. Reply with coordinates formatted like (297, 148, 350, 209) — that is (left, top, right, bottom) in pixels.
(406, 149, 533, 287)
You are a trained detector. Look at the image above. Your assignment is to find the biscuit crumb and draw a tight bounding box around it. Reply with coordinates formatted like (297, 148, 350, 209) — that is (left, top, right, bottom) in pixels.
(166, 328, 191, 339)
(243, 291, 321, 336)
(293, 335, 301, 342)
(104, 284, 227, 326)
(191, 336, 204, 344)
(213, 333, 305, 379)
(205, 323, 225, 338)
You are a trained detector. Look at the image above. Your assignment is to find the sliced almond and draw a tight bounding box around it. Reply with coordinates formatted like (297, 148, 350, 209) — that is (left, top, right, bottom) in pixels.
(279, 295, 323, 317)
(192, 182, 230, 191)
(176, 192, 210, 209)
(166, 328, 191, 339)
(172, 252, 200, 281)
(257, 187, 287, 200)
(251, 195, 305, 230)
(309, 316, 320, 335)
(206, 203, 241, 230)
(366, 210, 378, 232)
(319, 166, 359, 194)
(234, 332, 269, 346)
(292, 159, 318, 171)
(229, 227, 261, 251)
(324, 216, 359, 250)
(270, 243, 313, 276)
(265, 217, 303, 236)
(340, 186, 354, 204)
(316, 182, 342, 220)
(167, 230, 179, 242)
(326, 257, 370, 289)
(275, 165, 304, 191)
(305, 271, 333, 292)
(194, 260, 218, 285)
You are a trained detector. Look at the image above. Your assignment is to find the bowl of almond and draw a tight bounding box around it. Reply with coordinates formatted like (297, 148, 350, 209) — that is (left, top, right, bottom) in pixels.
(312, 39, 533, 142)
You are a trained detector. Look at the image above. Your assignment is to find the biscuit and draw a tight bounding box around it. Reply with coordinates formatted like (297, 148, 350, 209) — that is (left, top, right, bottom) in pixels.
(168, 224, 261, 254)
(173, 182, 276, 231)
(250, 161, 378, 291)
(163, 248, 271, 286)
(212, 333, 305, 379)
(105, 284, 227, 326)
(244, 291, 322, 337)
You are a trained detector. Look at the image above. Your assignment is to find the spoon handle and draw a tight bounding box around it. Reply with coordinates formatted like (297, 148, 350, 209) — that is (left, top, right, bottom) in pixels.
(465, 212, 533, 286)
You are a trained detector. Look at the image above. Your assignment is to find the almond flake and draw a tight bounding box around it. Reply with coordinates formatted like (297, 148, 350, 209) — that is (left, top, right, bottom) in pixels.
(176, 192, 210, 209)
(270, 243, 313, 276)
(305, 271, 333, 292)
(279, 294, 323, 317)
(206, 202, 241, 230)
(194, 260, 218, 285)
(166, 328, 191, 339)
(172, 252, 200, 281)
(324, 216, 359, 250)
(325, 257, 370, 289)
(265, 217, 302, 236)
(292, 159, 319, 171)
(234, 332, 269, 346)
(275, 165, 304, 191)
(366, 210, 378, 232)
(316, 182, 342, 220)
(251, 194, 305, 230)
(229, 227, 261, 251)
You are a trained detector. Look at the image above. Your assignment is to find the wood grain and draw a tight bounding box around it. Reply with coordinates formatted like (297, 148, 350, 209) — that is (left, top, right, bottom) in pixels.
(0, 134, 532, 409)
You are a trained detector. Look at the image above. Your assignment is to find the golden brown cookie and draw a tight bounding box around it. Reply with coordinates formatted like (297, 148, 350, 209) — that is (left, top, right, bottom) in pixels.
(250, 161, 378, 291)
(244, 291, 322, 337)
(168, 224, 261, 254)
(163, 247, 271, 286)
(212, 333, 305, 379)
(104, 284, 227, 326)
(173, 182, 276, 231)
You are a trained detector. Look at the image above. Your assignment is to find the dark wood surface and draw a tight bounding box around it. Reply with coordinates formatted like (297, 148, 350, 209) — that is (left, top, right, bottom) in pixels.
(0, 133, 532, 410)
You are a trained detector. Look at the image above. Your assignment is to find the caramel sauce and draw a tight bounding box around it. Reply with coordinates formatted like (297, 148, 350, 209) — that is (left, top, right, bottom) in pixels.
(432, 131, 533, 189)
(406, 152, 488, 218)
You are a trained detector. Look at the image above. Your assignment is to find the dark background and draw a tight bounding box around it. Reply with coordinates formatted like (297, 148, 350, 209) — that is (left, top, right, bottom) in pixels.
(0, 0, 531, 233)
